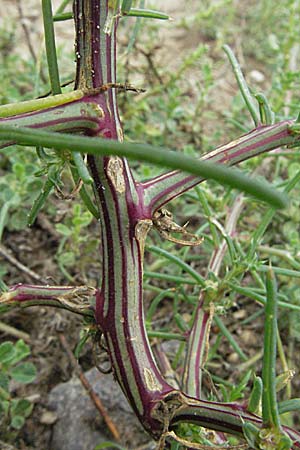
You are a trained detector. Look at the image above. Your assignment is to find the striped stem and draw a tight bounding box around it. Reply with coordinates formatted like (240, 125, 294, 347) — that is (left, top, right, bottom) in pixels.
(0, 99, 103, 149)
(71, 0, 300, 445)
(142, 121, 299, 213)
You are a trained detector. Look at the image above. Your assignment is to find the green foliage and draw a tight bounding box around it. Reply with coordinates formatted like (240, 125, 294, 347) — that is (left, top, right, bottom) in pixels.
(56, 203, 99, 281)
(94, 443, 125, 450)
(0, 148, 44, 235)
(218, 370, 252, 403)
(0, 340, 36, 440)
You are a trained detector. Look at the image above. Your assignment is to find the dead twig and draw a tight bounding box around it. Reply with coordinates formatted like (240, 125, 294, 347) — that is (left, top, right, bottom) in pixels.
(16, 0, 37, 63)
(58, 332, 121, 442)
(0, 321, 30, 342)
(0, 243, 47, 284)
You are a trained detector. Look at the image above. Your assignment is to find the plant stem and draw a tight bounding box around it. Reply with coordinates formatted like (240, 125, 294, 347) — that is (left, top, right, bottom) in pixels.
(262, 268, 281, 428)
(0, 284, 95, 317)
(142, 120, 299, 212)
(42, 0, 61, 94)
(0, 124, 291, 210)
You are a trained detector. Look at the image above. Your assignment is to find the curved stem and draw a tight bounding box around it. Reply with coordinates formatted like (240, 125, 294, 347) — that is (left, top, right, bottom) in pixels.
(142, 121, 299, 213)
(0, 124, 290, 210)
(169, 392, 300, 447)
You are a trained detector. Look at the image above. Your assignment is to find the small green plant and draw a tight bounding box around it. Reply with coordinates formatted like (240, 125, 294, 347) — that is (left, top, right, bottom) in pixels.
(0, 340, 37, 441)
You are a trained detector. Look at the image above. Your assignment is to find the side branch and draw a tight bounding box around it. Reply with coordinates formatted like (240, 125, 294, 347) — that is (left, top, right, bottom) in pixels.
(0, 99, 103, 149)
(162, 391, 300, 448)
(0, 284, 96, 318)
(141, 120, 300, 213)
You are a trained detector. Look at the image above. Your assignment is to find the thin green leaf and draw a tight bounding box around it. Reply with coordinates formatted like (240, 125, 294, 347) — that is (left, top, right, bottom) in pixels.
(53, 12, 73, 22)
(255, 93, 275, 125)
(147, 330, 185, 341)
(248, 376, 263, 414)
(121, 0, 133, 13)
(258, 265, 300, 279)
(144, 271, 196, 285)
(242, 422, 260, 448)
(223, 45, 260, 127)
(72, 152, 93, 185)
(124, 8, 170, 20)
(146, 290, 171, 322)
(74, 329, 91, 359)
(42, 0, 61, 94)
(278, 399, 300, 414)
(69, 165, 100, 219)
(147, 245, 205, 286)
(0, 125, 288, 209)
(0, 200, 13, 242)
(28, 177, 54, 226)
(126, 0, 145, 53)
(214, 316, 248, 362)
(262, 267, 281, 429)
(55, 0, 72, 14)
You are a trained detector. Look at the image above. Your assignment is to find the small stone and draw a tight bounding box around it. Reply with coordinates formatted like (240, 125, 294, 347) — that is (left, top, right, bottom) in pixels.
(48, 368, 151, 450)
(249, 70, 265, 84)
(39, 410, 58, 425)
(233, 309, 246, 320)
(228, 352, 239, 364)
(240, 329, 256, 345)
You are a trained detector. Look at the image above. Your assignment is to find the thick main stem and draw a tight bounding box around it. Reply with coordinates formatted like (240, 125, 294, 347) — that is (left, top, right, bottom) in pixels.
(74, 0, 300, 445)
(74, 0, 174, 435)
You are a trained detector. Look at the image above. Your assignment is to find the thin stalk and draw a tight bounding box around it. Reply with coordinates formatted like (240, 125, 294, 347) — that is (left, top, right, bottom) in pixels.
(0, 90, 84, 118)
(258, 245, 300, 271)
(223, 45, 260, 127)
(262, 268, 280, 428)
(144, 271, 196, 285)
(53, 12, 73, 21)
(214, 316, 248, 362)
(147, 245, 206, 287)
(0, 125, 289, 209)
(42, 0, 61, 94)
(183, 194, 245, 398)
(247, 169, 300, 260)
(69, 164, 100, 219)
(55, 0, 72, 14)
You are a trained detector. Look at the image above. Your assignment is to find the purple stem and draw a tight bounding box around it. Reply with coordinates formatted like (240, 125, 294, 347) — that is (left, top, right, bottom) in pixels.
(142, 121, 299, 213)
(73, 1, 300, 445)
